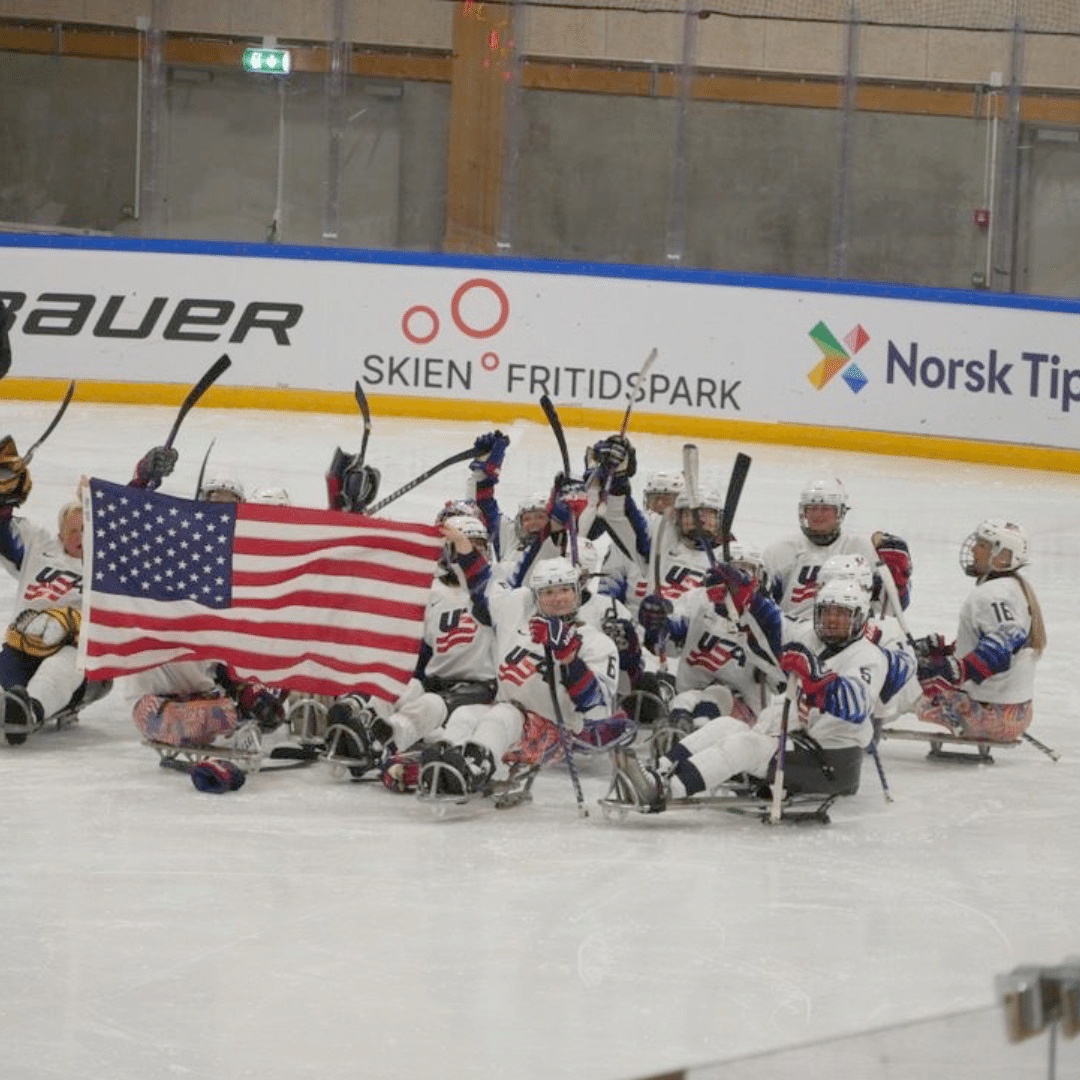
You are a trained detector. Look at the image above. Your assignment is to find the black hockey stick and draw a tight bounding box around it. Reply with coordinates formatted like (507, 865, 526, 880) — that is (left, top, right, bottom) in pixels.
(355, 380, 372, 466)
(722, 452, 751, 561)
(22, 380, 76, 466)
(543, 644, 588, 818)
(164, 354, 232, 451)
(194, 439, 216, 499)
(539, 394, 572, 479)
(0, 299, 14, 381)
(365, 446, 476, 514)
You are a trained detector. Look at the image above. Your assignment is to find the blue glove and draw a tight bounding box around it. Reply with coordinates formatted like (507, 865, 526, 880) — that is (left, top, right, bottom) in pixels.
(470, 430, 510, 482)
(585, 435, 636, 479)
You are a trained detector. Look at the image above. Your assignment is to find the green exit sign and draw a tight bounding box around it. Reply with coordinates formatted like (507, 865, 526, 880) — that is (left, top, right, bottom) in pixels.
(242, 48, 291, 74)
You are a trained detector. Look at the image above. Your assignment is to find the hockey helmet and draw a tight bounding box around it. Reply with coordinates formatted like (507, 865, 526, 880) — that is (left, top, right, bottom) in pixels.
(960, 518, 1029, 577)
(576, 537, 604, 580)
(531, 556, 580, 615)
(643, 470, 684, 513)
(438, 514, 489, 575)
(813, 577, 867, 647)
(434, 498, 481, 527)
(201, 474, 245, 503)
(249, 486, 291, 506)
(818, 552, 874, 596)
(673, 487, 723, 546)
(727, 540, 764, 582)
(516, 491, 550, 545)
(798, 478, 848, 546)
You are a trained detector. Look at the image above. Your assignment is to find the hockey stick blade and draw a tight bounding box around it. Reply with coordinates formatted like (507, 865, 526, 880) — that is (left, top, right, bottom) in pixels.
(164, 354, 232, 450)
(722, 452, 751, 560)
(22, 380, 76, 466)
(194, 439, 216, 499)
(540, 394, 572, 478)
(355, 380, 372, 465)
(365, 446, 476, 514)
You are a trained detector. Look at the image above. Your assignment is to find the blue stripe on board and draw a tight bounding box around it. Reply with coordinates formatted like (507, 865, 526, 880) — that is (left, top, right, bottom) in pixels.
(3, 230, 1080, 317)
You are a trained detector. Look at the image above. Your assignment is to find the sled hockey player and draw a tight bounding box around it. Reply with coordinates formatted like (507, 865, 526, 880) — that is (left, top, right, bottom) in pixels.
(0, 439, 108, 744)
(912, 519, 1045, 742)
(643, 542, 776, 734)
(418, 552, 626, 801)
(323, 514, 498, 788)
(123, 448, 286, 760)
(762, 477, 911, 619)
(613, 565, 889, 813)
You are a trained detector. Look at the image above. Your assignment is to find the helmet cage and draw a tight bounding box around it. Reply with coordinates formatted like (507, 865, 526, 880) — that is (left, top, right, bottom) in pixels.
(531, 557, 581, 615)
(813, 578, 867, 646)
(960, 519, 1029, 577)
(799, 479, 848, 545)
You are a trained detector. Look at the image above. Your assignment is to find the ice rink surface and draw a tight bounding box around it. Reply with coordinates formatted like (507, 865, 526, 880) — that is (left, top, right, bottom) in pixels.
(1, 397, 1077, 1080)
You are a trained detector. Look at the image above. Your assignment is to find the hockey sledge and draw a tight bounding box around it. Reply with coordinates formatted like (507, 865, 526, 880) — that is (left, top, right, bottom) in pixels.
(0, 679, 111, 747)
(599, 745, 863, 826)
(416, 761, 542, 817)
(881, 726, 1021, 764)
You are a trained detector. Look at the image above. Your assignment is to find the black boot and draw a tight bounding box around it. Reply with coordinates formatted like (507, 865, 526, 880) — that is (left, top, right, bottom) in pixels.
(2, 686, 44, 746)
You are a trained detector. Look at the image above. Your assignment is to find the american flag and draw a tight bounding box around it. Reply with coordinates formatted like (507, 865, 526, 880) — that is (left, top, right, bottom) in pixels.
(78, 479, 443, 702)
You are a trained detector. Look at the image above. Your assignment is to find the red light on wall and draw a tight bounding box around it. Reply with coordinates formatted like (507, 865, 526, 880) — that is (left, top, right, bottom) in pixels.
(974, 208, 990, 228)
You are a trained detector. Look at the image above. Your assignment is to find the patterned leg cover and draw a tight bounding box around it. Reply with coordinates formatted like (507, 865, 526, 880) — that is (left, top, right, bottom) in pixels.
(503, 710, 634, 768)
(133, 693, 238, 747)
(916, 689, 1032, 742)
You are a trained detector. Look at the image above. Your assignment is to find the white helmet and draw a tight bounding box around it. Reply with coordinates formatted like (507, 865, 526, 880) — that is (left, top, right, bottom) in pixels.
(813, 577, 867, 647)
(434, 498, 481, 526)
(818, 553, 873, 596)
(799, 478, 849, 545)
(674, 487, 723, 546)
(644, 471, 684, 500)
(439, 514, 489, 575)
(200, 474, 245, 503)
(249, 486, 291, 506)
(727, 541, 764, 581)
(516, 491, 550, 545)
(531, 556, 580, 613)
(960, 519, 1029, 576)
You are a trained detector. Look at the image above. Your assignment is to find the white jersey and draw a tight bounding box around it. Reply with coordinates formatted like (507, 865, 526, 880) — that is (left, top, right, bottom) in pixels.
(486, 586, 619, 732)
(421, 576, 497, 682)
(755, 620, 888, 749)
(763, 532, 878, 617)
(0, 515, 83, 618)
(670, 586, 768, 717)
(955, 573, 1038, 704)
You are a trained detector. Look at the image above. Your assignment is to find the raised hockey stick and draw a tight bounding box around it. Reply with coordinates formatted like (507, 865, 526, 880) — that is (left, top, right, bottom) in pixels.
(595, 347, 657, 519)
(163, 354, 232, 451)
(364, 446, 476, 514)
(721, 453, 751, 560)
(770, 672, 798, 825)
(22, 380, 76, 466)
(539, 394, 572, 479)
(355, 380, 372, 466)
(543, 644, 588, 818)
(194, 439, 216, 499)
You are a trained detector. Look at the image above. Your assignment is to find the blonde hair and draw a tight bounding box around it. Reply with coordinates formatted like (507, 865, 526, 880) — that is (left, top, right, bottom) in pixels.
(1016, 572, 1047, 655)
(57, 500, 82, 532)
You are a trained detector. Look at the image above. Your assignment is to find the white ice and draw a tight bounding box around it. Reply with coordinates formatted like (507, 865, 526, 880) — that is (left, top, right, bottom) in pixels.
(1, 398, 1077, 1080)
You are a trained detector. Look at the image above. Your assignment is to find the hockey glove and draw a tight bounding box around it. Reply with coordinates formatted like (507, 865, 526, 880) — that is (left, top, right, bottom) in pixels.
(917, 651, 964, 696)
(530, 615, 581, 663)
(469, 430, 510, 482)
(132, 445, 179, 490)
(637, 594, 673, 653)
(703, 563, 757, 615)
(548, 478, 589, 532)
(873, 531, 912, 609)
(0, 435, 31, 507)
(779, 642, 837, 708)
(326, 447, 381, 512)
(237, 681, 285, 730)
(585, 435, 637, 479)
(602, 614, 644, 678)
